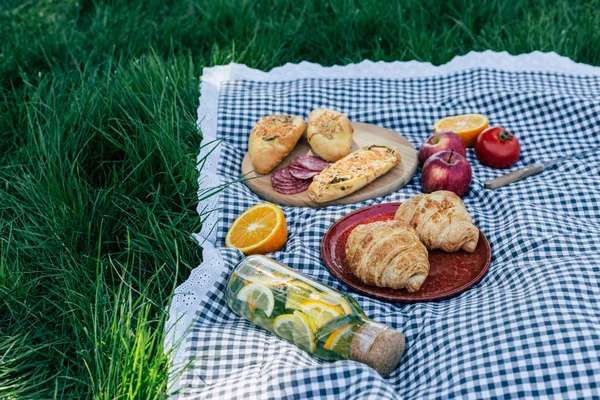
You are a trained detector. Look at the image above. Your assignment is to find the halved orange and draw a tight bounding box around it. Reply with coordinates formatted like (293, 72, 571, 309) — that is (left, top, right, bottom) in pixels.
(433, 114, 489, 147)
(225, 202, 287, 255)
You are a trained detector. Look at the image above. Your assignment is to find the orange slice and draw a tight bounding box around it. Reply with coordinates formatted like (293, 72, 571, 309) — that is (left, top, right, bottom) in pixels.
(225, 202, 287, 255)
(324, 324, 354, 352)
(433, 114, 489, 147)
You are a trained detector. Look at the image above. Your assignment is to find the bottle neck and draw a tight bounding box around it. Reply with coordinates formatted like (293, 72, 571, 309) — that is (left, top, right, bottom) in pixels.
(349, 318, 405, 378)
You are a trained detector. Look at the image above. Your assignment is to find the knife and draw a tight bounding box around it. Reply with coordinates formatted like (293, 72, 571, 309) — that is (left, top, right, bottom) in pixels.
(483, 147, 599, 190)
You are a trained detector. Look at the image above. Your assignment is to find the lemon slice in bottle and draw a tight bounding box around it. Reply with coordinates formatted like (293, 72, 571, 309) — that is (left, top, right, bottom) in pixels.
(285, 281, 318, 310)
(273, 314, 298, 342)
(292, 311, 316, 353)
(236, 282, 275, 317)
(300, 299, 344, 330)
(273, 311, 316, 353)
(315, 292, 353, 315)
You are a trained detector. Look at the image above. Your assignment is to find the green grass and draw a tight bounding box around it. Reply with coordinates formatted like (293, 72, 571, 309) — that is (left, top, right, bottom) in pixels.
(1, 0, 599, 398)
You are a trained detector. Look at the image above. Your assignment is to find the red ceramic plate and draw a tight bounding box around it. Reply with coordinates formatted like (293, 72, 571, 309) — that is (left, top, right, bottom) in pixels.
(321, 202, 492, 302)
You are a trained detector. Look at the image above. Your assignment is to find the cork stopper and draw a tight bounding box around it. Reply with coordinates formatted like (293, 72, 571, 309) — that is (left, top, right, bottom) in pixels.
(349, 321, 405, 377)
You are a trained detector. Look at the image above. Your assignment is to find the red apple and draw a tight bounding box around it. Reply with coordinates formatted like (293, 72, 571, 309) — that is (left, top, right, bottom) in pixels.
(418, 131, 467, 166)
(421, 149, 472, 197)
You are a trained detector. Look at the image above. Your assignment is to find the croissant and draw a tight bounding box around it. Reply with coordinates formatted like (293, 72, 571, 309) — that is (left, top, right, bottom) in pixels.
(346, 220, 430, 292)
(394, 191, 479, 253)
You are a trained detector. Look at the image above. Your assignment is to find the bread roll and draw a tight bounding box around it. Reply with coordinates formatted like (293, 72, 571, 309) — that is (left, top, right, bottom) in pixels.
(248, 115, 306, 174)
(308, 145, 401, 203)
(307, 108, 353, 162)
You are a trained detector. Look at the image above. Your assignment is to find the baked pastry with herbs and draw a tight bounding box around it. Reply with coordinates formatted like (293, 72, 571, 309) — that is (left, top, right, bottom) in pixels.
(346, 220, 430, 292)
(308, 144, 401, 203)
(307, 108, 353, 162)
(248, 115, 307, 174)
(394, 190, 479, 253)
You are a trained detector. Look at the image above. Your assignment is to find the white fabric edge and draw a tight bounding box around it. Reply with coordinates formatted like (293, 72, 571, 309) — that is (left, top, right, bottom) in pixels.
(217, 50, 600, 83)
(165, 239, 226, 397)
(165, 65, 232, 398)
(166, 51, 600, 398)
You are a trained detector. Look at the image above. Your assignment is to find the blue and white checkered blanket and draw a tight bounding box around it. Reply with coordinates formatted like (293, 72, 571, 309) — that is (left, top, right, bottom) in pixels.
(168, 52, 600, 399)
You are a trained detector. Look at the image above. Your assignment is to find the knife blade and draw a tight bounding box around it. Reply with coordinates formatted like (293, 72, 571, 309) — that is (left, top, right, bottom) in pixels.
(483, 146, 600, 190)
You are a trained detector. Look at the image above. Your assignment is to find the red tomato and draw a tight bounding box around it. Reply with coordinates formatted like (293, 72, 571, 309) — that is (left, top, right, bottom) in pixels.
(475, 126, 520, 169)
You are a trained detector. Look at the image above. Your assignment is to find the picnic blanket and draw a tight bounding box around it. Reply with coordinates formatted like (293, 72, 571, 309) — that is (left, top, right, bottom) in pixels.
(166, 51, 600, 399)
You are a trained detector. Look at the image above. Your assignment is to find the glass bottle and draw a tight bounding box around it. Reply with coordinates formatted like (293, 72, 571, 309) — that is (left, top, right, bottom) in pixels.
(225, 255, 406, 377)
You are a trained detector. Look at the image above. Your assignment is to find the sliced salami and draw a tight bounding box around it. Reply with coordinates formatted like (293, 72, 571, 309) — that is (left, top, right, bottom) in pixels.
(271, 166, 312, 193)
(271, 179, 305, 189)
(290, 155, 329, 171)
(269, 173, 289, 186)
(272, 180, 311, 194)
(271, 167, 306, 185)
(270, 160, 323, 195)
(288, 165, 320, 180)
(271, 167, 293, 181)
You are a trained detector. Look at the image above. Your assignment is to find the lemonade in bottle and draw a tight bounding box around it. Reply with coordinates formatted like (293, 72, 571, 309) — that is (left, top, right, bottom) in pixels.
(225, 255, 406, 377)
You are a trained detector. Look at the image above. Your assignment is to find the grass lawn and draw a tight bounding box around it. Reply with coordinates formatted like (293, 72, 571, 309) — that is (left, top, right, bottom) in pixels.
(1, 0, 599, 398)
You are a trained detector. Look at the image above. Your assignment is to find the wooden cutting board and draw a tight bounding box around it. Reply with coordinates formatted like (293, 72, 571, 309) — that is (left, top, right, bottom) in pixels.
(241, 122, 418, 207)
